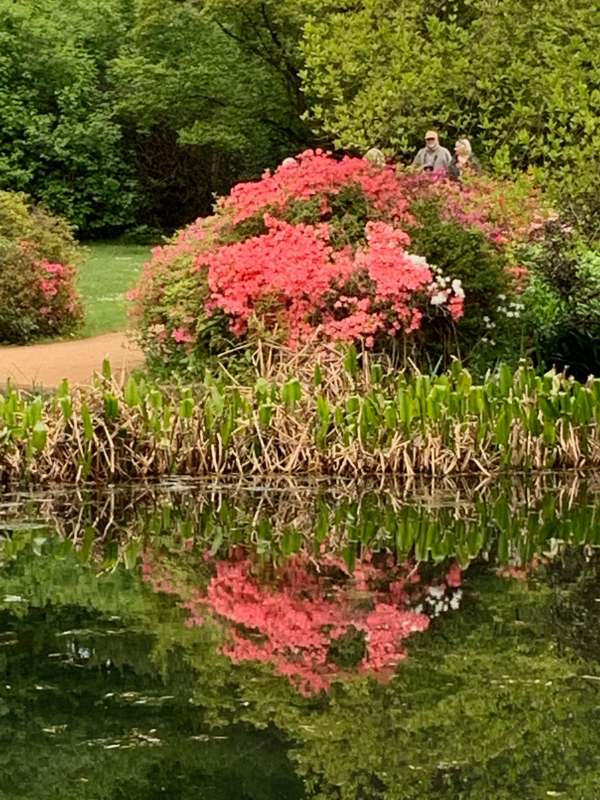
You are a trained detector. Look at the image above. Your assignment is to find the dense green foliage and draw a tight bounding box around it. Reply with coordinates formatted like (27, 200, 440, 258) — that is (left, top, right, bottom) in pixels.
(407, 203, 513, 369)
(111, 0, 310, 231)
(521, 222, 600, 377)
(0, 0, 137, 232)
(0, 192, 82, 342)
(0, 0, 310, 234)
(300, 0, 600, 235)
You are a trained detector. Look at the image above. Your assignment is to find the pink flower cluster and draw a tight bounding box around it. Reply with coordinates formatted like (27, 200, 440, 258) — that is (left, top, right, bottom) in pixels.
(142, 548, 463, 696)
(202, 216, 337, 341)
(33, 260, 80, 319)
(172, 327, 195, 343)
(400, 171, 550, 248)
(40, 261, 67, 276)
(38, 261, 67, 299)
(200, 216, 462, 347)
(149, 218, 211, 268)
(222, 149, 412, 225)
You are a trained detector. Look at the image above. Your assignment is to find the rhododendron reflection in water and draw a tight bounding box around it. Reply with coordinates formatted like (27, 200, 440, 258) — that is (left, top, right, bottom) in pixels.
(142, 550, 463, 695)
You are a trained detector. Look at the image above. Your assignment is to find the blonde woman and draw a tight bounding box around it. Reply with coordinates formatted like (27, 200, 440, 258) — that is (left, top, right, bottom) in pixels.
(448, 138, 482, 181)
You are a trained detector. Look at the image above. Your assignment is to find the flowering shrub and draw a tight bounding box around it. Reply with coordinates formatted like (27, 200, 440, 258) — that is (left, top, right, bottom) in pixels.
(201, 215, 463, 349)
(401, 171, 550, 250)
(128, 215, 236, 370)
(401, 170, 553, 368)
(143, 546, 463, 696)
(132, 151, 550, 371)
(0, 192, 82, 343)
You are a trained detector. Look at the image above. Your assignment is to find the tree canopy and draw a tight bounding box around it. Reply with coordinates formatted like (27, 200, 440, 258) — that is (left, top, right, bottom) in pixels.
(0, 0, 311, 233)
(0, 0, 598, 234)
(300, 0, 600, 224)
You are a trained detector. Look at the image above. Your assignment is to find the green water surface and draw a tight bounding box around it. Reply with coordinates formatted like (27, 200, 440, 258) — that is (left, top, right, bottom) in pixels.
(1, 477, 600, 799)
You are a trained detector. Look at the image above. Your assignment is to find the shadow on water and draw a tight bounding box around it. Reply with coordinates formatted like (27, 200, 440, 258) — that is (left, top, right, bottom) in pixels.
(1, 475, 600, 798)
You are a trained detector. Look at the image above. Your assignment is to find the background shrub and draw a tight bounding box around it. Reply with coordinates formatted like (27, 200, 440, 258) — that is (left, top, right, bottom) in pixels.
(0, 192, 83, 343)
(129, 217, 237, 374)
(407, 203, 515, 370)
(520, 222, 600, 378)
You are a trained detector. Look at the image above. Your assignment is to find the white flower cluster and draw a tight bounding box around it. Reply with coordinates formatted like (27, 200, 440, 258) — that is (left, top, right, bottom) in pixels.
(496, 294, 524, 319)
(481, 314, 496, 346)
(405, 253, 430, 269)
(415, 585, 463, 618)
(480, 294, 525, 347)
(427, 264, 464, 308)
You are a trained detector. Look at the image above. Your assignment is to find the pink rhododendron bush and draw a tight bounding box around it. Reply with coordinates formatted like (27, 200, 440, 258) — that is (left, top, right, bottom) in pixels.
(0, 192, 82, 343)
(142, 545, 463, 696)
(131, 151, 550, 371)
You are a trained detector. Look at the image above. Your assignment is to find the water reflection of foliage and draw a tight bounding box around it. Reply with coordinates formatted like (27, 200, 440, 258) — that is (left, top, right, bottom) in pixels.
(279, 568, 600, 800)
(3, 475, 600, 569)
(543, 549, 600, 664)
(0, 539, 303, 799)
(2, 518, 600, 797)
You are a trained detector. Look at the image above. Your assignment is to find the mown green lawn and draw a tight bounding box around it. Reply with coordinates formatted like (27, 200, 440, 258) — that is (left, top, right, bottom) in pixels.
(77, 242, 151, 337)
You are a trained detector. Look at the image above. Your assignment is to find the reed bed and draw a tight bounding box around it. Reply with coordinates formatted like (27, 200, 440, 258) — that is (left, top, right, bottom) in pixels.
(2, 352, 600, 484)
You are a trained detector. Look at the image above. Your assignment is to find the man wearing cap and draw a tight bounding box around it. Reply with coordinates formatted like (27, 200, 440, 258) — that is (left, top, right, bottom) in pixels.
(412, 130, 452, 173)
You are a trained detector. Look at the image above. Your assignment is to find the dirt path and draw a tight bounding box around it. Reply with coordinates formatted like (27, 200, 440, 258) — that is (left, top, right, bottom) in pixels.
(0, 332, 144, 390)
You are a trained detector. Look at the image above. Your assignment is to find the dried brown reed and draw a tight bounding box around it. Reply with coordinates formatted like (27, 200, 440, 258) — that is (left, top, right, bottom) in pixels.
(2, 349, 600, 485)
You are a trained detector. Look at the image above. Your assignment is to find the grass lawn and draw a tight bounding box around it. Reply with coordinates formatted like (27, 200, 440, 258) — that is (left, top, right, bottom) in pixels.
(77, 242, 151, 337)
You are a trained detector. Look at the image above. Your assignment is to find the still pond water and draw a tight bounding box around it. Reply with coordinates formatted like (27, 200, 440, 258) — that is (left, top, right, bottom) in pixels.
(2, 476, 600, 799)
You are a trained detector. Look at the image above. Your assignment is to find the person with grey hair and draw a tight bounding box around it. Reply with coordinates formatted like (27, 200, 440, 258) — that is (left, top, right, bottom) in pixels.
(448, 138, 482, 181)
(364, 147, 386, 168)
(412, 130, 452, 173)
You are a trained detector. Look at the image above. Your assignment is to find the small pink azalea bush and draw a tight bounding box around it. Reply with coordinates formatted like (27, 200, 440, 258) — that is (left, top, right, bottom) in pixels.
(0, 192, 82, 343)
(131, 150, 548, 369)
(401, 170, 550, 251)
(143, 545, 463, 696)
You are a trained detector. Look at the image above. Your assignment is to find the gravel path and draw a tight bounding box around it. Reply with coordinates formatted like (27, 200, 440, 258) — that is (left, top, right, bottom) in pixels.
(0, 332, 144, 390)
